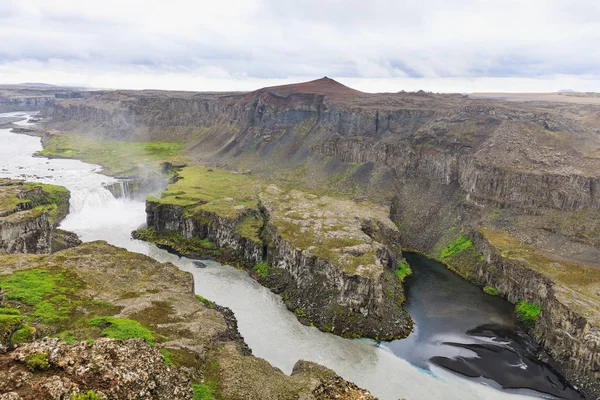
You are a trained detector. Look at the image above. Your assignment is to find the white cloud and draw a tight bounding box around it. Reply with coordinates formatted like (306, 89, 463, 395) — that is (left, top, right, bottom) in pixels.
(1, 0, 599, 92)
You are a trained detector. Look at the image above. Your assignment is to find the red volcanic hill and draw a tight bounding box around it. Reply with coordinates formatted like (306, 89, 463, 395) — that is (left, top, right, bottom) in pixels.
(254, 77, 364, 101)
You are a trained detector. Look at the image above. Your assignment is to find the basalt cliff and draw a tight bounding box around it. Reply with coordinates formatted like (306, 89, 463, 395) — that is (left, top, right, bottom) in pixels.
(12, 78, 600, 395)
(0, 181, 376, 400)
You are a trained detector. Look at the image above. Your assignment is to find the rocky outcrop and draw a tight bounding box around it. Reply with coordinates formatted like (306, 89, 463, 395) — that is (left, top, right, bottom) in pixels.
(1, 338, 194, 399)
(51, 229, 82, 252)
(0, 179, 72, 254)
(139, 176, 411, 340)
(430, 228, 600, 397)
(0, 211, 51, 254)
(145, 201, 265, 266)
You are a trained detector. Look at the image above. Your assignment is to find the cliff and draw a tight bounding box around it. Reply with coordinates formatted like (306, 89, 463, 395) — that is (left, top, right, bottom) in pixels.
(135, 165, 412, 340)
(0, 85, 87, 113)
(0, 179, 71, 254)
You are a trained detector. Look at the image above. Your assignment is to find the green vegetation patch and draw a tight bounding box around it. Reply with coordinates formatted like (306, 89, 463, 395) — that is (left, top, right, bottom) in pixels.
(483, 286, 499, 296)
(69, 390, 100, 400)
(70, 391, 101, 400)
(0, 181, 69, 226)
(253, 262, 269, 278)
(23, 182, 70, 225)
(88, 316, 155, 344)
(192, 383, 216, 400)
(160, 348, 175, 366)
(195, 295, 214, 309)
(11, 324, 36, 344)
(394, 260, 412, 282)
(154, 165, 260, 218)
(515, 300, 541, 328)
(235, 214, 263, 243)
(440, 235, 473, 260)
(25, 352, 50, 372)
(0, 269, 81, 324)
(38, 133, 185, 176)
(133, 228, 219, 257)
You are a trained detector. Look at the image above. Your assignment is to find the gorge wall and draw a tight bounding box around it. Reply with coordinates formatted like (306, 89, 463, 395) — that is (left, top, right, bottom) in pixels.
(28, 78, 600, 393)
(138, 175, 412, 340)
(0, 180, 70, 254)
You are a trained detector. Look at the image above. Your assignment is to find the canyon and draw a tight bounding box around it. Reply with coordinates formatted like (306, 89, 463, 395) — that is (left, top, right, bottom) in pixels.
(1, 78, 600, 398)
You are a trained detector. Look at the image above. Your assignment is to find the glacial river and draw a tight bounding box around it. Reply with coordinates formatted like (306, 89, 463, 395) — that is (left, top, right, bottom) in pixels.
(0, 112, 581, 400)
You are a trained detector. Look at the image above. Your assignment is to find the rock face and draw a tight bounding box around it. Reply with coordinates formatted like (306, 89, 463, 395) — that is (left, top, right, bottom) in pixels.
(0, 179, 72, 254)
(139, 166, 411, 339)
(0, 181, 51, 254)
(470, 230, 600, 395)
(0, 211, 51, 254)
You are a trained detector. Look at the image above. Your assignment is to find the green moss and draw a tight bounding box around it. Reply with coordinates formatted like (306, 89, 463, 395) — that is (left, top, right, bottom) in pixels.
(23, 182, 70, 226)
(133, 228, 219, 257)
(154, 165, 259, 218)
(192, 383, 216, 400)
(0, 269, 80, 324)
(515, 300, 541, 328)
(0, 307, 21, 315)
(235, 214, 264, 243)
(0, 269, 64, 304)
(25, 352, 50, 372)
(160, 348, 175, 366)
(440, 235, 473, 259)
(394, 260, 412, 282)
(88, 316, 155, 344)
(483, 286, 499, 296)
(70, 391, 101, 400)
(195, 295, 214, 309)
(38, 133, 186, 176)
(11, 324, 36, 344)
(253, 262, 269, 278)
(54, 330, 77, 344)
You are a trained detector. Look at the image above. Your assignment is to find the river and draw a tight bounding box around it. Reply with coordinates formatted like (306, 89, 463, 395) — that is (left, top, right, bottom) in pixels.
(0, 112, 581, 400)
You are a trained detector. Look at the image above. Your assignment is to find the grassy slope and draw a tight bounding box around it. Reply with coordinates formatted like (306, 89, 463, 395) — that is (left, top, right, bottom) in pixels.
(38, 133, 186, 176)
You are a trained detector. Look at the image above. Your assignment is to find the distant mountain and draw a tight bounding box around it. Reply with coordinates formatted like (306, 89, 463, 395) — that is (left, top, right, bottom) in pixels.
(558, 89, 575, 93)
(16, 82, 58, 87)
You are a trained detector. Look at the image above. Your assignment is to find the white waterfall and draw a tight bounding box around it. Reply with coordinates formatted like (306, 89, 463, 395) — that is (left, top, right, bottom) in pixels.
(69, 187, 117, 214)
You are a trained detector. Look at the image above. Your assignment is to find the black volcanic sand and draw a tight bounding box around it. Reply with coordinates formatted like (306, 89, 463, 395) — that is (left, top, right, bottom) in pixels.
(383, 253, 583, 399)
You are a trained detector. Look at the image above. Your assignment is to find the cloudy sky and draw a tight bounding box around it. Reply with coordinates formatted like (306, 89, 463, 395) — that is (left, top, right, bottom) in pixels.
(1, 0, 599, 92)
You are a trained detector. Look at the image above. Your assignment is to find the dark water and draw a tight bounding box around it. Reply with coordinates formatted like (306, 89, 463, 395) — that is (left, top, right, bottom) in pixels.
(383, 253, 584, 400)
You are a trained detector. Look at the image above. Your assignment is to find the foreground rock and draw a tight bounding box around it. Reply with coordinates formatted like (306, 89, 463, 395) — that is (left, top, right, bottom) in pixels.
(0, 241, 377, 399)
(1, 338, 193, 399)
(136, 165, 412, 339)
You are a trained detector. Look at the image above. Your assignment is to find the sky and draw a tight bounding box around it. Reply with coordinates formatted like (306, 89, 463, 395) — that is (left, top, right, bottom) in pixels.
(1, 0, 599, 93)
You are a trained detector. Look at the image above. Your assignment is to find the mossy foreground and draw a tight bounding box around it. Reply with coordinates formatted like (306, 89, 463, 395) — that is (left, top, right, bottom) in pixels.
(38, 132, 186, 176)
(0, 241, 376, 399)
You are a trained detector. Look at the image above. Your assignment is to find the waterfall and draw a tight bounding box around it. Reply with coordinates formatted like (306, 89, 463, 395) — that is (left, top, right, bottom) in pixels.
(69, 187, 118, 214)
